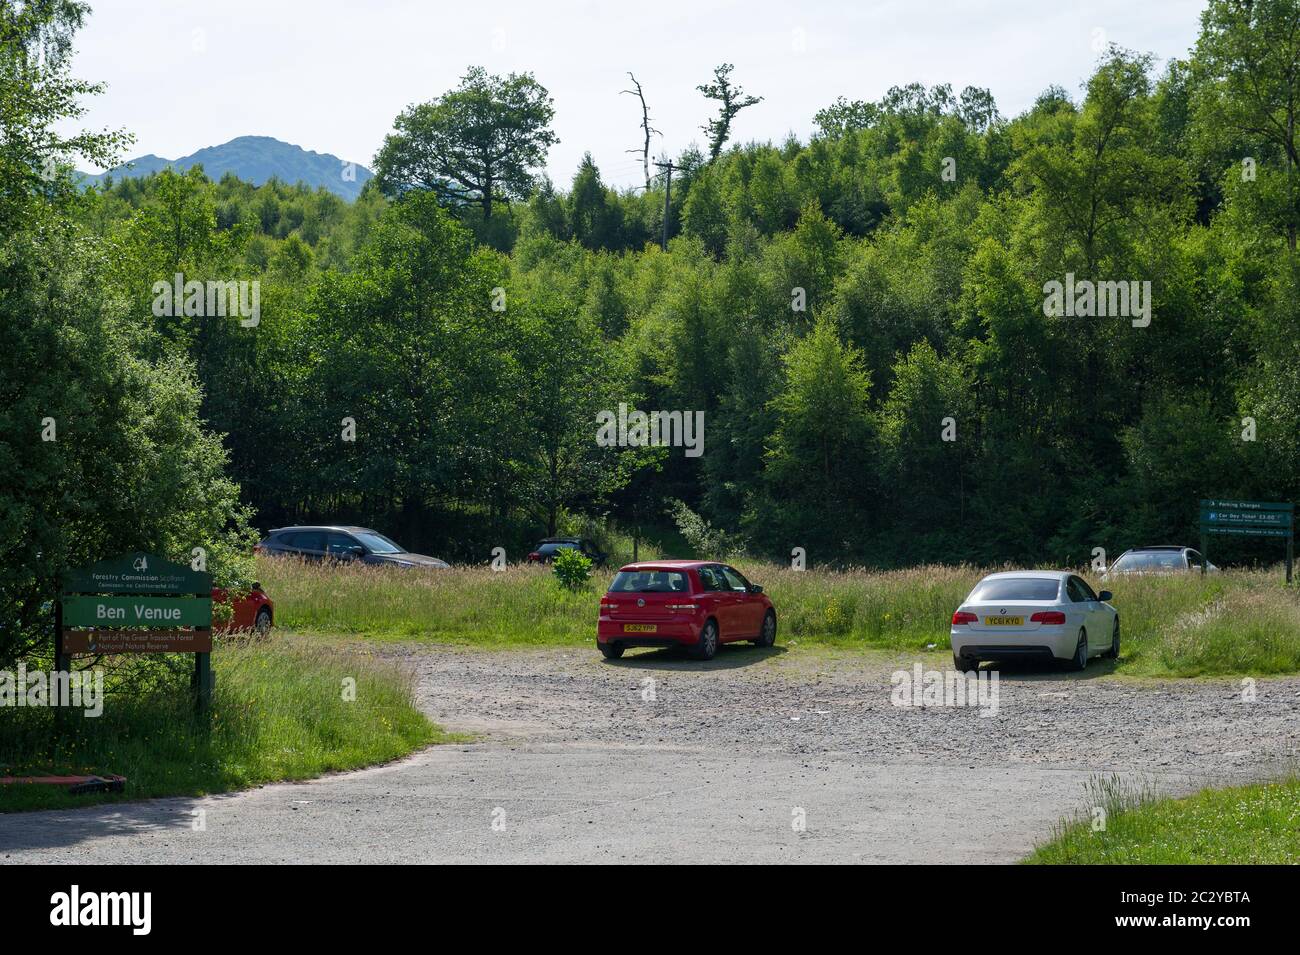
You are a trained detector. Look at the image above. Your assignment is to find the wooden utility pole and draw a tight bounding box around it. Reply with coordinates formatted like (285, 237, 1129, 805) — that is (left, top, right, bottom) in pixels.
(654, 159, 675, 251)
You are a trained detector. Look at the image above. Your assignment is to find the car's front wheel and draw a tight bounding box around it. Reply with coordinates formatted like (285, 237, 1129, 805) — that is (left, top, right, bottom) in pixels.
(753, 611, 777, 647)
(690, 619, 719, 660)
(1068, 628, 1088, 671)
(598, 641, 624, 660)
(254, 607, 272, 635)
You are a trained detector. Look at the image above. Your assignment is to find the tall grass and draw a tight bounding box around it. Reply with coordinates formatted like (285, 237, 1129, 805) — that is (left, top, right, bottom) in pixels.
(259, 560, 600, 644)
(0, 636, 442, 812)
(1027, 772, 1300, 864)
(257, 557, 1300, 676)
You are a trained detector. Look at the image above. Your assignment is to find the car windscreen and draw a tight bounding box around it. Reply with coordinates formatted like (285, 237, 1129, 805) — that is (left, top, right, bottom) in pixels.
(968, 578, 1060, 602)
(1112, 551, 1184, 571)
(354, 531, 404, 554)
(609, 570, 690, 593)
(539, 542, 578, 554)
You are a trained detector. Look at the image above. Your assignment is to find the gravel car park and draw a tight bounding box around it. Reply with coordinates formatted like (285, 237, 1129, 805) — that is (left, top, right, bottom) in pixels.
(5, 644, 1297, 864)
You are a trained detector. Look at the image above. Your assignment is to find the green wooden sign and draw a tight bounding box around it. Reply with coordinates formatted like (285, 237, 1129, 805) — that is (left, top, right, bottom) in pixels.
(62, 551, 210, 596)
(1198, 499, 1294, 583)
(1199, 500, 1294, 537)
(1200, 499, 1294, 511)
(56, 551, 215, 714)
(62, 595, 212, 628)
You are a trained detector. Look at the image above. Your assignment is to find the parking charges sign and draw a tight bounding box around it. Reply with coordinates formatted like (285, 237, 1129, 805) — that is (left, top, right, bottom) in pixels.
(1199, 500, 1294, 538)
(1198, 499, 1294, 584)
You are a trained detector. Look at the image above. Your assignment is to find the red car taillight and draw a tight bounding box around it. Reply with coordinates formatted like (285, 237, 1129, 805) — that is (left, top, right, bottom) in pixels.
(952, 611, 978, 625)
(528, 552, 541, 561)
(253, 543, 265, 555)
(1030, 611, 1067, 625)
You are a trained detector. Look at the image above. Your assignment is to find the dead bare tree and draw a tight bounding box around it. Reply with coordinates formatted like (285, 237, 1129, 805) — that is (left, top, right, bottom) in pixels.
(621, 72, 660, 192)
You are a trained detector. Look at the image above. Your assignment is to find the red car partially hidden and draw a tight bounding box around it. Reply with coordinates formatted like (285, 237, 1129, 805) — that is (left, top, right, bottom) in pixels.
(597, 561, 776, 661)
(212, 583, 274, 633)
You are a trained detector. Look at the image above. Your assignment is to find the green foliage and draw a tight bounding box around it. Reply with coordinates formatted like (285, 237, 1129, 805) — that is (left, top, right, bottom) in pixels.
(0, 3, 254, 666)
(1193, 0, 1300, 247)
(551, 547, 593, 591)
(755, 317, 877, 560)
(0, 0, 132, 228)
(374, 65, 558, 220)
(666, 498, 746, 558)
(13, 0, 1300, 593)
(698, 63, 763, 160)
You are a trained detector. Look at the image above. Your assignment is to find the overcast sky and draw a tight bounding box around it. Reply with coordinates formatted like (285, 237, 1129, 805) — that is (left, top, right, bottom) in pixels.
(71, 0, 1206, 189)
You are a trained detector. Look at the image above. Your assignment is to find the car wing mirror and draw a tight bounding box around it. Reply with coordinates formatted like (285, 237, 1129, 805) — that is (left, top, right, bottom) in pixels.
(1098, 590, 1112, 602)
(750, 584, 764, 594)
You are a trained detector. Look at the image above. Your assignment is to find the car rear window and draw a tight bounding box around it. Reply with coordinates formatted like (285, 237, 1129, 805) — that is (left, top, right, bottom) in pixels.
(609, 570, 690, 593)
(539, 542, 577, 555)
(969, 578, 1060, 601)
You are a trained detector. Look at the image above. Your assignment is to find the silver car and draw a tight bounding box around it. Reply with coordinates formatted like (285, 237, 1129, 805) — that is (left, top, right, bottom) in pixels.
(256, 525, 450, 569)
(1100, 546, 1216, 581)
(950, 571, 1119, 672)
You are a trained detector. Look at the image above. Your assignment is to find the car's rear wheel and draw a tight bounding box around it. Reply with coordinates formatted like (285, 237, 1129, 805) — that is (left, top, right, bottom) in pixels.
(1103, 618, 1120, 659)
(953, 652, 978, 673)
(1068, 628, 1088, 671)
(690, 619, 719, 660)
(254, 607, 272, 635)
(753, 611, 777, 647)
(598, 641, 624, 660)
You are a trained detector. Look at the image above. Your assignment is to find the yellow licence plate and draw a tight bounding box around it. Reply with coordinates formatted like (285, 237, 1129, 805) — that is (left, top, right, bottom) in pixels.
(984, 616, 1024, 626)
(623, 624, 657, 633)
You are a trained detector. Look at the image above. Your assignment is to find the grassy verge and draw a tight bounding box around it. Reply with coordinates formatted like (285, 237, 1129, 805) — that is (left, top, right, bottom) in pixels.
(1026, 774, 1300, 864)
(257, 557, 1300, 676)
(0, 636, 449, 812)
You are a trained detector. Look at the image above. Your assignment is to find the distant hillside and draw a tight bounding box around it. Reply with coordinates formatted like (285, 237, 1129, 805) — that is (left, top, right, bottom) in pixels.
(80, 135, 374, 200)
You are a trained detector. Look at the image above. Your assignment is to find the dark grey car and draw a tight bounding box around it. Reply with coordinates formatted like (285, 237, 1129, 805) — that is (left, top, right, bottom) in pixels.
(256, 526, 450, 568)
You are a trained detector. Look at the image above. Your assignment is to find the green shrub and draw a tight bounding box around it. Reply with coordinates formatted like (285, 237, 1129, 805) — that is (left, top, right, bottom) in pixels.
(552, 547, 593, 591)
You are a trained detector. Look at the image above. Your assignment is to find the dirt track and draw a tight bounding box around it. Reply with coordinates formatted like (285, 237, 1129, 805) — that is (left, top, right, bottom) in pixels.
(2, 644, 1296, 863)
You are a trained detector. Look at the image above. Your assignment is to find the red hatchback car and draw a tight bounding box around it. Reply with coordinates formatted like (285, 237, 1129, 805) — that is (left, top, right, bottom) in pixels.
(597, 561, 776, 660)
(212, 583, 274, 633)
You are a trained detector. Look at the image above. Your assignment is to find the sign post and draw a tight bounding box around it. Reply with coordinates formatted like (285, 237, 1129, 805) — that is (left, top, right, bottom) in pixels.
(59, 552, 214, 713)
(1198, 500, 1295, 583)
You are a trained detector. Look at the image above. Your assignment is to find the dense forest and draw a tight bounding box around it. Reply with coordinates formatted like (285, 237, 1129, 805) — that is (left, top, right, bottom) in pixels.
(6, 0, 1300, 660)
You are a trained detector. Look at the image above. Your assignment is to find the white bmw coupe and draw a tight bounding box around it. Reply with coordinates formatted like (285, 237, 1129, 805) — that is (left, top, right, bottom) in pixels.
(949, 570, 1118, 672)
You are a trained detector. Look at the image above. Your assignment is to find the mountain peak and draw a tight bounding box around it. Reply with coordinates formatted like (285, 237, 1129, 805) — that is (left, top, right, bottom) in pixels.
(83, 136, 374, 200)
